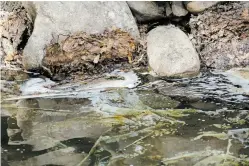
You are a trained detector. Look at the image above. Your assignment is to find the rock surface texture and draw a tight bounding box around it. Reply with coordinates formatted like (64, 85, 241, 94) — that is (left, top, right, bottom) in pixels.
(147, 25, 200, 77)
(22, 1, 139, 70)
(189, 2, 249, 69)
(127, 1, 164, 22)
(0, 1, 22, 12)
(0, 2, 32, 62)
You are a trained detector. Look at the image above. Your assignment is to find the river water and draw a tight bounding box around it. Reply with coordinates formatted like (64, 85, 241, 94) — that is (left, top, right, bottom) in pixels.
(1, 68, 249, 166)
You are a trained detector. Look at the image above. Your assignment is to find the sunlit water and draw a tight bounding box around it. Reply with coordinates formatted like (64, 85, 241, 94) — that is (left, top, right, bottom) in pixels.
(1, 69, 249, 166)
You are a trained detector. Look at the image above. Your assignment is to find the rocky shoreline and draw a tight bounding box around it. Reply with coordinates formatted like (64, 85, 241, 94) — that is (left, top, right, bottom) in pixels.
(1, 1, 249, 80)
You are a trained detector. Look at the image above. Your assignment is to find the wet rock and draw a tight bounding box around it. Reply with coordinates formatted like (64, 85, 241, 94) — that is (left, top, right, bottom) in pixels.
(146, 70, 249, 107)
(228, 128, 249, 147)
(22, 1, 139, 70)
(127, 1, 164, 22)
(171, 1, 188, 17)
(222, 67, 249, 95)
(147, 25, 200, 77)
(20, 78, 57, 95)
(189, 2, 249, 69)
(185, 1, 219, 13)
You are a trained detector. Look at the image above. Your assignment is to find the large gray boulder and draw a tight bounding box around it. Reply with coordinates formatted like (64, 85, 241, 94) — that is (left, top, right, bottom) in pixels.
(127, 1, 164, 22)
(147, 25, 200, 77)
(22, 1, 139, 70)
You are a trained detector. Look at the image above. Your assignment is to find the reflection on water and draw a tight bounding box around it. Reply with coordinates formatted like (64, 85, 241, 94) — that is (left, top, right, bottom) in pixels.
(1, 69, 249, 166)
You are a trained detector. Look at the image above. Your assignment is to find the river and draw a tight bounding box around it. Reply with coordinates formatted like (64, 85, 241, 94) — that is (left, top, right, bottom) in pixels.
(1, 68, 249, 166)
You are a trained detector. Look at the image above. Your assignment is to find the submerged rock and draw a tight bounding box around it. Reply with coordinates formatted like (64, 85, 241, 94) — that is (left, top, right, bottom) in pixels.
(9, 147, 87, 166)
(147, 25, 200, 77)
(137, 90, 180, 109)
(22, 1, 139, 70)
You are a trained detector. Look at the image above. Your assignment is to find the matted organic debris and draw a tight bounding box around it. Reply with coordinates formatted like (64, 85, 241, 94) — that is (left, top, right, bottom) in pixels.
(43, 29, 146, 77)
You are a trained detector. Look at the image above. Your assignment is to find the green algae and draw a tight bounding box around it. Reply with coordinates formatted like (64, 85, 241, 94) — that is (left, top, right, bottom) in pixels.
(153, 109, 197, 118)
(226, 117, 246, 125)
(213, 124, 232, 130)
(162, 149, 224, 165)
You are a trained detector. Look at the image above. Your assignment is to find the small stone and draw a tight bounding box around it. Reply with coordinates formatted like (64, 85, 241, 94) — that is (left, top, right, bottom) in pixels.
(165, 2, 173, 17)
(147, 25, 200, 77)
(172, 1, 188, 17)
(185, 1, 219, 13)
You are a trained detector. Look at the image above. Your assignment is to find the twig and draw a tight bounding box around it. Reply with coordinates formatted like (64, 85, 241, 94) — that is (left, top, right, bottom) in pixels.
(75, 128, 112, 166)
(133, 53, 145, 65)
(123, 131, 153, 150)
(1, 105, 71, 112)
(223, 139, 232, 165)
(42, 65, 53, 77)
(76, 136, 103, 166)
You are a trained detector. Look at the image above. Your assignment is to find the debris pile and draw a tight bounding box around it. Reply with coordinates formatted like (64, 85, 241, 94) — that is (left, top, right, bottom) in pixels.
(43, 29, 146, 76)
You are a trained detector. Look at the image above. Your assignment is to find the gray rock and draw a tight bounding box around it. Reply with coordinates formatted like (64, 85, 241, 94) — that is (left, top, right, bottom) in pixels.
(22, 1, 37, 22)
(165, 2, 173, 17)
(127, 1, 164, 22)
(185, 1, 219, 13)
(22, 1, 139, 70)
(147, 25, 200, 77)
(172, 1, 188, 17)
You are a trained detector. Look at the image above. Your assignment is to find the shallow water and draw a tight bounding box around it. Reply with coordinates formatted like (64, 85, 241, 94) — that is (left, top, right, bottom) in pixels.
(1, 69, 249, 166)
